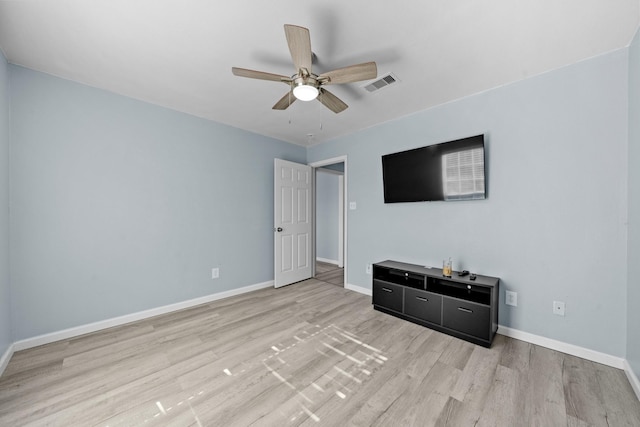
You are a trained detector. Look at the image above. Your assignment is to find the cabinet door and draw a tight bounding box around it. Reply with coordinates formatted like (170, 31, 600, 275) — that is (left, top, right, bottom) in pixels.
(442, 297, 490, 341)
(404, 288, 442, 324)
(373, 280, 403, 313)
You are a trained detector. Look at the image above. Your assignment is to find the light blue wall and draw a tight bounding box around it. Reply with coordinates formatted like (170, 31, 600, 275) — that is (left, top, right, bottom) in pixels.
(316, 169, 340, 262)
(9, 66, 305, 340)
(0, 53, 11, 356)
(628, 28, 640, 380)
(309, 49, 629, 357)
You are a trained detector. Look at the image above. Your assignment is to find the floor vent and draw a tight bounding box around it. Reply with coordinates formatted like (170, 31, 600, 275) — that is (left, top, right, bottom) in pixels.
(363, 73, 399, 93)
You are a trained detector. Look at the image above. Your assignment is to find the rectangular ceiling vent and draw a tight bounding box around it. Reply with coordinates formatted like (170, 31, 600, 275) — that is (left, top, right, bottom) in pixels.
(363, 72, 399, 93)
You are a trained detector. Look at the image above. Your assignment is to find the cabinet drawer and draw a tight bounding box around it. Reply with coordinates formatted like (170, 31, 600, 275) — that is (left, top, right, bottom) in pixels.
(442, 297, 490, 341)
(404, 289, 442, 324)
(373, 280, 403, 312)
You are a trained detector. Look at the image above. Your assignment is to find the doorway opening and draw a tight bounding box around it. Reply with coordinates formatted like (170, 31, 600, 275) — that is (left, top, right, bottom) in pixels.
(310, 156, 347, 288)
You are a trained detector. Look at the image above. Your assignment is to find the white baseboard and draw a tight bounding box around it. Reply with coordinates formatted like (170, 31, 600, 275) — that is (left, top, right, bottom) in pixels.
(624, 359, 640, 401)
(0, 342, 15, 377)
(497, 325, 625, 369)
(12, 280, 274, 352)
(316, 257, 339, 265)
(345, 282, 372, 296)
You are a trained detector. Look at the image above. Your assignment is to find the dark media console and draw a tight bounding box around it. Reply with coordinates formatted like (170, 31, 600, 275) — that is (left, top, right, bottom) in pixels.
(372, 260, 500, 347)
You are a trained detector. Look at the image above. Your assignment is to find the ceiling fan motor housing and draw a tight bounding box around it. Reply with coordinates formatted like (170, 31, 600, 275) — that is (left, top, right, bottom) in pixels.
(292, 75, 319, 101)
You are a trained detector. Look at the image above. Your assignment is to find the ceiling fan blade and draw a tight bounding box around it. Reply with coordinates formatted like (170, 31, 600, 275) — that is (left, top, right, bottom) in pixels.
(272, 91, 296, 110)
(319, 62, 377, 85)
(232, 67, 291, 83)
(284, 24, 312, 74)
(318, 88, 348, 113)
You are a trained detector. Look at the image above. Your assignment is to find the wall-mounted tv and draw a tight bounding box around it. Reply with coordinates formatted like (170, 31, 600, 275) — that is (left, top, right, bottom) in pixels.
(382, 134, 486, 203)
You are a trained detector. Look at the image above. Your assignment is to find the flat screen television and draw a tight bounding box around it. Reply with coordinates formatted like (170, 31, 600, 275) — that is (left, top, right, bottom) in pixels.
(382, 134, 486, 203)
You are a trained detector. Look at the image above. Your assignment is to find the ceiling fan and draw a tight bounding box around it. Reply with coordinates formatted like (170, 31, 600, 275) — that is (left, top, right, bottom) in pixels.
(232, 24, 377, 114)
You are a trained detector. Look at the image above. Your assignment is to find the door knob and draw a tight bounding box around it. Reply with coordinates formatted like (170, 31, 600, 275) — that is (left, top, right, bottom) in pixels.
(275, 227, 283, 232)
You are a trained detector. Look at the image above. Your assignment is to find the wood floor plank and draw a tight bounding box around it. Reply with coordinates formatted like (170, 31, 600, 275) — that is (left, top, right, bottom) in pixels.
(450, 345, 501, 411)
(1, 352, 172, 425)
(476, 364, 524, 427)
(567, 414, 592, 427)
(339, 369, 414, 426)
(563, 354, 609, 426)
(434, 396, 482, 427)
(315, 261, 344, 286)
(524, 344, 567, 426)
(0, 339, 68, 378)
(65, 323, 155, 359)
(438, 336, 474, 371)
(1, 277, 639, 426)
(372, 359, 459, 426)
(593, 360, 640, 426)
(498, 335, 531, 373)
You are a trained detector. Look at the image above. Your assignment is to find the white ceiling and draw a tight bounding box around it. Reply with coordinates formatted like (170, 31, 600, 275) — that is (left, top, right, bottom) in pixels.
(0, 1, 638, 146)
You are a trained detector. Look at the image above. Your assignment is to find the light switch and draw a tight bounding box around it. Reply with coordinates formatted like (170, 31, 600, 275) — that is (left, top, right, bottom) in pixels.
(349, 202, 357, 210)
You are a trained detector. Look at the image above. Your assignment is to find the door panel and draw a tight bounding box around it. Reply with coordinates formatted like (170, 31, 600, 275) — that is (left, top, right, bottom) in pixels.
(297, 188, 308, 221)
(281, 188, 293, 224)
(275, 159, 312, 287)
(281, 235, 293, 272)
(297, 233, 309, 268)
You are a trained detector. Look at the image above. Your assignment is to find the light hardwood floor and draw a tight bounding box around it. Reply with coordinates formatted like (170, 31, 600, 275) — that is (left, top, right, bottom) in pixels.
(1, 278, 639, 426)
(315, 261, 344, 287)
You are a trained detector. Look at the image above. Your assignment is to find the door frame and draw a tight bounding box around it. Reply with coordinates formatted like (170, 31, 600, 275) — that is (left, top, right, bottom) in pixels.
(309, 155, 348, 287)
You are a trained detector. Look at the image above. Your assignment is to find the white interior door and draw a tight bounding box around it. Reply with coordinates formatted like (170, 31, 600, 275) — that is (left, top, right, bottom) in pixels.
(274, 159, 312, 288)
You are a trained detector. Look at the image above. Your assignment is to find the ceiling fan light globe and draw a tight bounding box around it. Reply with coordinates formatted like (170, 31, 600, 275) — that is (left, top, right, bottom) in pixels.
(293, 84, 319, 101)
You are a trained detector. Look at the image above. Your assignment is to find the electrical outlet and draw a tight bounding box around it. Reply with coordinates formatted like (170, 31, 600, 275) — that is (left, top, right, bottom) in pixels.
(505, 291, 517, 307)
(366, 264, 372, 275)
(212, 268, 220, 279)
(553, 301, 565, 316)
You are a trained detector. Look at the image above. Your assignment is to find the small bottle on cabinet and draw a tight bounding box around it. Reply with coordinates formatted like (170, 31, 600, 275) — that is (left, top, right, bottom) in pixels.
(443, 258, 452, 277)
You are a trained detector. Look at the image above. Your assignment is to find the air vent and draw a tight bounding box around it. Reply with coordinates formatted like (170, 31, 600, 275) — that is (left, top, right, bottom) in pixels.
(363, 73, 399, 93)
